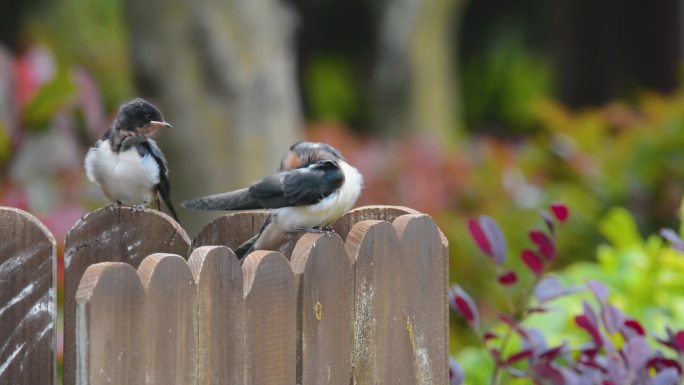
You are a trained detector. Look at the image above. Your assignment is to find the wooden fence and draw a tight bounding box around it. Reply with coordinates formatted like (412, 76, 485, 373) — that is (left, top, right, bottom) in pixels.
(0, 205, 449, 385)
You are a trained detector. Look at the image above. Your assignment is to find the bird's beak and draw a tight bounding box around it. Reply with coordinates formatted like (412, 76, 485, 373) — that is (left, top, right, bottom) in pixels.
(139, 121, 172, 136)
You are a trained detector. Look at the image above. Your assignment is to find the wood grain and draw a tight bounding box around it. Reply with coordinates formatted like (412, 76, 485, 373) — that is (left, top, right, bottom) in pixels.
(188, 246, 244, 385)
(194, 210, 302, 258)
(345, 220, 403, 385)
(290, 233, 353, 385)
(63, 207, 190, 385)
(0, 207, 56, 385)
(242, 251, 296, 385)
(332, 205, 419, 242)
(75, 262, 145, 385)
(138, 253, 198, 385)
(393, 214, 448, 385)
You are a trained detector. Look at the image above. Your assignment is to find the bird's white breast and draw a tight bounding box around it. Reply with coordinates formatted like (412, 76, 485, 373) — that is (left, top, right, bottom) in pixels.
(84, 140, 159, 205)
(274, 160, 364, 231)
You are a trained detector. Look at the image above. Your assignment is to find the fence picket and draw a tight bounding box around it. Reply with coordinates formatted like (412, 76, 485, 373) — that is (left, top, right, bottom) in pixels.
(75, 262, 145, 385)
(345, 220, 405, 385)
(138, 253, 198, 385)
(0, 207, 56, 385)
(393, 214, 449, 385)
(63, 207, 190, 385)
(290, 233, 353, 385)
(188, 246, 245, 385)
(242, 251, 296, 385)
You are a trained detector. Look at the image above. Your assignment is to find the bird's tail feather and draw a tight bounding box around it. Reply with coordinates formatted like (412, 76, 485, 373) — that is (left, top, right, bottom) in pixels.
(181, 188, 261, 211)
(234, 234, 258, 260)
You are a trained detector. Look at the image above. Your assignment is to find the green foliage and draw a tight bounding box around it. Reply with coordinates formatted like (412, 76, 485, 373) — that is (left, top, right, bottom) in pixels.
(21, 71, 77, 131)
(305, 55, 360, 122)
(564, 206, 684, 331)
(462, 30, 552, 134)
(26, 0, 133, 109)
(0, 123, 10, 165)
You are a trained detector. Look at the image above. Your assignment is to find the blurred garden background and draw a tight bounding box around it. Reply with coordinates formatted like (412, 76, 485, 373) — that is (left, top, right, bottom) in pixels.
(2, 0, 684, 383)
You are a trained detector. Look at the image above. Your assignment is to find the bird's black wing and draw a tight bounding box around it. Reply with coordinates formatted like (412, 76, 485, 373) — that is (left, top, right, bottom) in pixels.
(133, 139, 180, 222)
(249, 160, 344, 208)
(181, 188, 263, 211)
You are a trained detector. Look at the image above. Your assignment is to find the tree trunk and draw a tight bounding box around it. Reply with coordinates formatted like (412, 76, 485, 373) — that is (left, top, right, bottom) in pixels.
(371, 0, 464, 146)
(122, 0, 302, 234)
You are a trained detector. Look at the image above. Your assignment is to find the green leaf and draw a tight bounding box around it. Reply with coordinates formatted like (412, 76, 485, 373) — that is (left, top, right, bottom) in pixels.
(21, 71, 77, 132)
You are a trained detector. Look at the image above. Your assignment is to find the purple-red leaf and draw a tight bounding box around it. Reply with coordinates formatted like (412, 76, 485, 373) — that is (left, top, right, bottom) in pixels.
(505, 349, 533, 366)
(480, 216, 507, 265)
(660, 228, 684, 253)
(538, 344, 566, 362)
(484, 332, 499, 342)
(449, 357, 464, 385)
(624, 336, 650, 370)
(550, 203, 569, 222)
(522, 249, 544, 275)
(532, 362, 564, 384)
(534, 277, 572, 303)
(587, 280, 608, 304)
(576, 314, 603, 347)
(497, 271, 518, 285)
(539, 210, 555, 235)
(648, 357, 682, 374)
(529, 230, 556, 261)
(623, 319, 645, 336)
(674, 331, 684, 353)
(652, 368, 680, 385)
(468, 218, 492, 257)
(601, 304, 624, 334)
(449, 285, 480, 330)
(499, 314, 528, 339)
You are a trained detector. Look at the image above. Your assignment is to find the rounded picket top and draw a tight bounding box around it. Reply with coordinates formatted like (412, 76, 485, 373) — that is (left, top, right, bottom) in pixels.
(187, 246, 244, 385)
(63, 206, 190, 385)
(290, 233, 354, 385)
(0, 207, 56, 385)
(332, 205, 419, 242)
(344, 219, 400, 264)
(241, 250, 296, 385)
(392, 214, 449, 384)
(137, 253, 198, 385)
(193, 211, 269, 250)
(75, 262, 145, 385)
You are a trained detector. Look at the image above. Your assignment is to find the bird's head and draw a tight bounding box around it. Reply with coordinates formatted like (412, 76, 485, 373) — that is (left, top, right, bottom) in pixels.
(279, 141, 346, 171)
(113, 98, 171, 137)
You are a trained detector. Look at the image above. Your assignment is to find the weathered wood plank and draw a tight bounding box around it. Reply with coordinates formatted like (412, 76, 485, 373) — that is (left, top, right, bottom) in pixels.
(188, 246, 244, 385)
(242, 251, 296, 385)
(138, 253, 198, 385)
(63, 207, 190, 385)
(393, 214, 449, 384)
(75, 262, 145, 385)
(332, 205, 419, 242)
(290, 233, 353, 385)
(194, 211, 302, 258)
(345, 220, 404, 385)
(193, 211, 269, 250)
(0, 207, 56, 384)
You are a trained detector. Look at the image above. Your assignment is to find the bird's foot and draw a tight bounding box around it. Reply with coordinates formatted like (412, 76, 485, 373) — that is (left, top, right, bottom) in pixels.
(131, 204, 147, 214)
(298, 226, 336, 236)
(106, 201, 122, 211)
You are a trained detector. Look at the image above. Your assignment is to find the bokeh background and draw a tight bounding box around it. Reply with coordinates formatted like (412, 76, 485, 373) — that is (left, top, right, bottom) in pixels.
(2, 0, 684, 383)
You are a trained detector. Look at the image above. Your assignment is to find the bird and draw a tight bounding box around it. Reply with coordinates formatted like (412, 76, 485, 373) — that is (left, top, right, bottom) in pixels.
(182, 141, 363, 259)
(84, 98, 179, 222)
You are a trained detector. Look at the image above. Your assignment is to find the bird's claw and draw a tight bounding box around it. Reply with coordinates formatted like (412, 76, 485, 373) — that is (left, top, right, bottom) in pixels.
(131, 204, 146, 214)
(106, 201, 122, 211)
(298, 226, 336, 236)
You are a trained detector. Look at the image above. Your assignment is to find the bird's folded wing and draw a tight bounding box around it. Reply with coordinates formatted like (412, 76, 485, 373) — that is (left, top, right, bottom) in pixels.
(181, 188, 262, 211)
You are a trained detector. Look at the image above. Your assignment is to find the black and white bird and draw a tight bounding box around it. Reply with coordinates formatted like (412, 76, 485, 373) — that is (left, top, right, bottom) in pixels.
(84, 98, 179, 222)
(181, 141, 363, 259)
